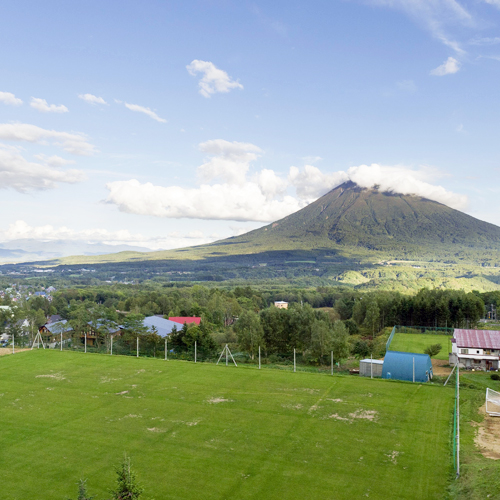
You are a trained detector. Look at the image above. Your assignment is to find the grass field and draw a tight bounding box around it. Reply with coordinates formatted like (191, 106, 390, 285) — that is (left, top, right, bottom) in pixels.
(389, 333, 453, 360)
(0, 351, 454, 499)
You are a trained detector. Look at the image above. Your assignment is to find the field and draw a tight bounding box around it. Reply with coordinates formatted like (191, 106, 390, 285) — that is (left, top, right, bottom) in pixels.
(389, 333, 453, 360)
(0, 351, 454, 499)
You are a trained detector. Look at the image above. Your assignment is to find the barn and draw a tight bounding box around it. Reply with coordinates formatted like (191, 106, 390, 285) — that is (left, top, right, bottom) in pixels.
(382, 351, 433, 383)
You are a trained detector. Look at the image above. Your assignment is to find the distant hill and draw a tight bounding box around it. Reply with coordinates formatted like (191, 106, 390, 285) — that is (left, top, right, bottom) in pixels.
(38, 181, 500, 266)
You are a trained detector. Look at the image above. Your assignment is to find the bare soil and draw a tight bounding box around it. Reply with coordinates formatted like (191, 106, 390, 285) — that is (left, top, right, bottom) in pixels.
(0, 348, 30, 356)
(474, 404, 500, 460)
(432, 359, 451, 377)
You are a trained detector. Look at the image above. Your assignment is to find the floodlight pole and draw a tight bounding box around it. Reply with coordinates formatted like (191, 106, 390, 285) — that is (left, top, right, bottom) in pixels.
(195, 341, 197, 363)
(136, 337, 139, 358)
(259, 346, 261, 369)
(294, 349, 296, 373)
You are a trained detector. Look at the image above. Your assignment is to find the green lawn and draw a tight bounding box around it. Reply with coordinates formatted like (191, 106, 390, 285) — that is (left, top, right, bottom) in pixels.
(390, 333, 453, 360)
(0, 351, 454, 499)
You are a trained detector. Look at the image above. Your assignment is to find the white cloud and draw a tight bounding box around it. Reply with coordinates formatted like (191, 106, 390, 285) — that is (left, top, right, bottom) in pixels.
(288, 165, 349, 200)
(430, 56, 461, 75)
(369, 0, 470, 54)
(123, 102, 166, 123)
(78, 93, 107, 105)
(0, 145, 85, 192)
(198, 139, 262, 185)
(30, 97, 68, 113)
(0, 123, 96, 155)
(0, 91, 23, 106)
(33, 154, 75, 167)
(469, 36, 500, 45)
(186, 60, 243, 98)
(483, 0, 500, 8)
(0, 220, 214, 251)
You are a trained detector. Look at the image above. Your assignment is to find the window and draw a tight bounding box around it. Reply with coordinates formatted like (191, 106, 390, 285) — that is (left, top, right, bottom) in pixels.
(460, 349, 468, 354)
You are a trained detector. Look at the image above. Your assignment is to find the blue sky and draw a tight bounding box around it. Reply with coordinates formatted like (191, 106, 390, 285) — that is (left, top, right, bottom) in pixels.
(1, 0, 500, 254)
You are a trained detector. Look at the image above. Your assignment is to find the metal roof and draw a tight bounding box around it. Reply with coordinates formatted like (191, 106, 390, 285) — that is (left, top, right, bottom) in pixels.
(454, 329, 500, 349)
(44, 320, 72, 334)
(168, 316, 201, 326)
(360, 359, 384, 365)
(143, 316, 180, 338)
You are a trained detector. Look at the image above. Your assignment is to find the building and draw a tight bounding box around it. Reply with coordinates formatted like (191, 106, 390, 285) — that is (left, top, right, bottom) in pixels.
(449, 329, 500, 370)
(168, 316, 201, 326)
(39, 320, 73, 343)
(274, 301, 288, 309)
(359, 359, 383, 377)
(382, 351, 433, 383)
(143, 316, 180, 338)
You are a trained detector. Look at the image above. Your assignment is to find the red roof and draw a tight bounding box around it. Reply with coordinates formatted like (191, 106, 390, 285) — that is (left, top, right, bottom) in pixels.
(168, 317, 201, 326)
(454, 329, 500, 349)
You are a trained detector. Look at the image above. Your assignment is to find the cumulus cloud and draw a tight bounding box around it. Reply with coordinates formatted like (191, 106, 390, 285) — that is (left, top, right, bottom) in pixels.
(0, 145, 85, 191)
(186, 60, 243, 98)
(0, 91, 22, 106)
(78, 93, 107, 105)
(30, 97, 68, 113)
(106, 139, 467, 222)
(0, 123, 96, 155)
(33, 154, 75, 167)
(198, 139, 262, 184)
(123, 102, 166, 123)
(430, 56, 461, 75)
(0, 220, 215, 251)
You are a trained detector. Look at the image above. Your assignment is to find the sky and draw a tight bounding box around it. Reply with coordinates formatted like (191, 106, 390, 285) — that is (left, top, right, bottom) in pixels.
(1, 0, 500, 255)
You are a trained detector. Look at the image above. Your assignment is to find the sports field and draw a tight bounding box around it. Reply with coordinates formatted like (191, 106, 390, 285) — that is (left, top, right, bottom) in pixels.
(390, 333, 452, 360)
(0, 351, 453, 499)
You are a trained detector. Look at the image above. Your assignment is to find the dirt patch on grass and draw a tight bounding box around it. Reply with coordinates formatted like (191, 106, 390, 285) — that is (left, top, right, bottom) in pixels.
(326, 409, 379, 423)
(36, 373, 66, 381)
(0, 348, 30, 356)
(432, 359, 451, 377)
(475, 404, 500, 460)
(147, 427, 166, 433)
(207, 397, 232, 404)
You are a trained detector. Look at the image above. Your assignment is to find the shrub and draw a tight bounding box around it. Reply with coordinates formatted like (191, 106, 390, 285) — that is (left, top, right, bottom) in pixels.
(491, 373, 500, 381)
(424, 343, 442, 357)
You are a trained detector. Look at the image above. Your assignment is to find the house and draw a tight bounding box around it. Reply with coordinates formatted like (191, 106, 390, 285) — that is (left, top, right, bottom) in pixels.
(449, 329, 500, 370)
(168, 316, 201, 326)
(143, 316, 180, 338)
(39, 320, 73, 343)
(382, 351, 433, 382)
(81, 322, 123, 347)
(274, 301, 288, 309)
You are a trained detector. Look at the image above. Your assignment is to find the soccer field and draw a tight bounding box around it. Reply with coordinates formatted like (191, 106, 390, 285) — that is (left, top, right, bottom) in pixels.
(0, 351, 454, 499)
(389, 333, 452, 360)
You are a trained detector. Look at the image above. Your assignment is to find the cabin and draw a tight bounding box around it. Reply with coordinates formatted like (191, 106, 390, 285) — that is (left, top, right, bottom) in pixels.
(81, 322, 123, 347)
(449, 329, 500, 370)
(39, 320, 73, 343)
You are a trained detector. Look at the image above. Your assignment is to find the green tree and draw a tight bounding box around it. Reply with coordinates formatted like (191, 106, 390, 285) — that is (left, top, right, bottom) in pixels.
(331, 320, 350, 365)
(234, 310, 264, 359)
(68, 478, 94, 500)
(109, 456, 143, 500)
(363, 301, 380, 338)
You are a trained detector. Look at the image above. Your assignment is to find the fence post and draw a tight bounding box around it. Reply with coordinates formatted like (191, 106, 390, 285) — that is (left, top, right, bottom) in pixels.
(293, 349, 296, 373)
(165, 338, 167, 360)
(331, 351, 333, 375)
(60, 332, 62, 351)
(12, 334, 15, 354)
(195, 341, 197, 363)
(259, 346, 261, 369)
(136, 337, 139, 358)
(111, 335, 113, 355)
(85, 333, 87, 353)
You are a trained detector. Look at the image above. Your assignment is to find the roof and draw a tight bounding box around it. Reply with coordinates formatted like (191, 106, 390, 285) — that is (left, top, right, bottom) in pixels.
(143, 316, 180, 338)
(454, 329, 500, 349)
(168, 316, 201, 326)
(44, 320, 72, 334)
(360, 359, 384, 365)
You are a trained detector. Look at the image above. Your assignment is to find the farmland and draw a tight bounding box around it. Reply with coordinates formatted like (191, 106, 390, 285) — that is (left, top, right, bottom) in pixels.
(0, 351, 454, 499)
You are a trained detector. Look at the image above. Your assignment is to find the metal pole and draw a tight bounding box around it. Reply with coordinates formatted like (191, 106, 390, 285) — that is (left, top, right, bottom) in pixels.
(259, 346, 261, 369)
(136, 337, 139, 358)
(331, 351, 333, 376)
(195, 341, 197, 363)
(165, 338, 167, 360)
(371, 354, 373, 379)
(60, 332, 62, 351)
(413, 357, 415, 383)
(12, 334, 14, 354)
(111, 335, 113, 355)
(84, 332, 87, 353)
(457, 362, 460, 477)
(225, 344, 228, 366)
(294, 349, 296, 373)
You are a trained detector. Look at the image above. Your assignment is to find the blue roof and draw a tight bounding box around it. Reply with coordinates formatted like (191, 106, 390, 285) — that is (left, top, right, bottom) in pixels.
(382, 351, 433, 383)
(44, 320, 72, 334)
(143, 316, 179, 338)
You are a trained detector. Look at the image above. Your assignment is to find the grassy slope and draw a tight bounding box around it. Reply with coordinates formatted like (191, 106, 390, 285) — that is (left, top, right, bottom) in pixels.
(1, 351, 453, 500)
(389, 333, 453, 360)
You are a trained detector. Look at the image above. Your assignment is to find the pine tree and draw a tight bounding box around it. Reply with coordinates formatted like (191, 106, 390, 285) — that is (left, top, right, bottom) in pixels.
(68, 478, 94, 500)
(109, 456, 143, 500)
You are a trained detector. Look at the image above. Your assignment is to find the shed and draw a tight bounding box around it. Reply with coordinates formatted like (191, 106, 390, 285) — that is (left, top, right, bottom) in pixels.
(359, 359, 384, 377)
(382, 351, 433, 382)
